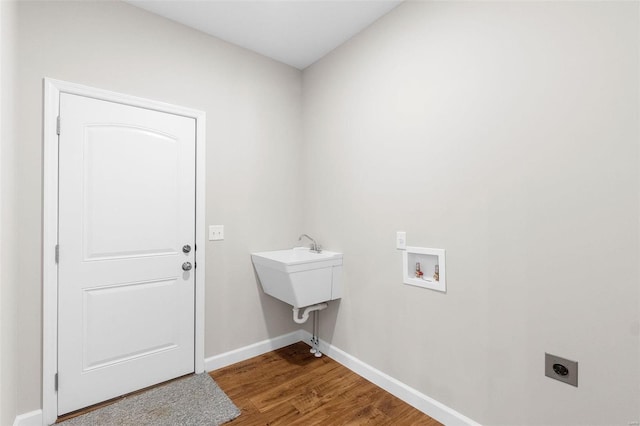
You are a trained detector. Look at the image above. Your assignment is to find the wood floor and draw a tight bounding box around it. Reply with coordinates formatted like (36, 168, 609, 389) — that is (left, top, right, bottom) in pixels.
(210, 342, 441, 426)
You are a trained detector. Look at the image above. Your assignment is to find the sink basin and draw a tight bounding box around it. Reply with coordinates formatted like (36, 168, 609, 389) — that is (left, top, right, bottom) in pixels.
(251, 247, 343, 308)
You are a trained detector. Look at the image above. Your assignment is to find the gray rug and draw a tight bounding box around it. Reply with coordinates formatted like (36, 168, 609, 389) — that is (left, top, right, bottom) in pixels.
(59, 373, 241, 425)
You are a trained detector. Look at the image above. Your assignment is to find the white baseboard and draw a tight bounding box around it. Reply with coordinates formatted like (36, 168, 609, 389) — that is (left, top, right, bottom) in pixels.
(21, 329, 476, 426)
(16, 331, 301, 426)
(205, 330, 304, 372)
(300, 330, 480, 426)
(13, 410, 42, 426)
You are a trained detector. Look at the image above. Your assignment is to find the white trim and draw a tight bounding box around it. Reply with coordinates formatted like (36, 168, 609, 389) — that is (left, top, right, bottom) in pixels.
(300, 331, 480, 426)
(38, 322, 479, 425)
(13, 410, 42, 426)
(42, 78, 206, 426)
(403, 246, 446, 293)
(205, 330, 304, 372)
(42, 79, 60, 426)
(194, 88, 206, 376)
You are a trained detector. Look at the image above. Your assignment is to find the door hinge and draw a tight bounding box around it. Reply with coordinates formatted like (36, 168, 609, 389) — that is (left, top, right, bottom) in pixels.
(55, 244, 59, 263)
(54, 373, 58, 391)
(56, 116, 61, 135)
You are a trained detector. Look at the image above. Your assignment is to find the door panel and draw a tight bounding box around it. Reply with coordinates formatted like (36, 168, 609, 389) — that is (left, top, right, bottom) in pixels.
(57, 93, 196, 415)
(82, 278, 181, 371)
(82, 125, 180, 260)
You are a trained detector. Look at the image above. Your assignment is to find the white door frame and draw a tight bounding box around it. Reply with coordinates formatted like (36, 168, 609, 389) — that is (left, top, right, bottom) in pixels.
(42, 78, 206, 426)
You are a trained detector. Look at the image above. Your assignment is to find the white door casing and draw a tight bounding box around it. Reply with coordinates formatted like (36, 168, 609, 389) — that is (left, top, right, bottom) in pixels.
(43, 79, 206, 425)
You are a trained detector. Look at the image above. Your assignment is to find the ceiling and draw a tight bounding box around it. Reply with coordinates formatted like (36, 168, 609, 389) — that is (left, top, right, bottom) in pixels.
(125, 0, 403, 69)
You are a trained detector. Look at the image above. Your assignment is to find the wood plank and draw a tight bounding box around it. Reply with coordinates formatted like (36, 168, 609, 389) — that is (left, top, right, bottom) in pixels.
(211, 342, 442, 426)
(249, 360, 339, 412)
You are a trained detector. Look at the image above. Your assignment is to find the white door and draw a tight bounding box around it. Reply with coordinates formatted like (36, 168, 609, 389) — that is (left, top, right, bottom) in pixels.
(57, 93, 196, 415)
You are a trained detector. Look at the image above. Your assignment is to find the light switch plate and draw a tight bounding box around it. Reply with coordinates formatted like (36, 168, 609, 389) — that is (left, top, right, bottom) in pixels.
(396, 231, 406, 250)
(209, 225, 224, 241)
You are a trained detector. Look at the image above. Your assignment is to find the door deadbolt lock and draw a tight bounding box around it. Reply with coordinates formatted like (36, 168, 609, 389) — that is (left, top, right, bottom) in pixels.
(182, 262, 192, 271)
(552, 363, 569, 376)
(182, 245, 191, 254)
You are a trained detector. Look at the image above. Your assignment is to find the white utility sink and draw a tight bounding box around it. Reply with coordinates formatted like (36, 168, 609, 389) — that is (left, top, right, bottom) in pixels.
(251, 247, 343, 308)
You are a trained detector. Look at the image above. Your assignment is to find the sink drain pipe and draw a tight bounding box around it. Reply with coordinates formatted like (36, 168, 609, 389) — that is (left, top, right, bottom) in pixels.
(292, 302, 328, 324)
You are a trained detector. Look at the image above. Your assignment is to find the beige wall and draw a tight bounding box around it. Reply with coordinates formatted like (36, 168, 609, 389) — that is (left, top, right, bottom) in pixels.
(6, 1, 640, 424)
(1, 0, 19, 424)
(13, 0, 303, 414)
(301, 1, 639, 425)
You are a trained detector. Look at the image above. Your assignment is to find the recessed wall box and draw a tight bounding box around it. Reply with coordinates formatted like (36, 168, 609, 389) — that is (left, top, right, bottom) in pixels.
(402, 246, 446, 292)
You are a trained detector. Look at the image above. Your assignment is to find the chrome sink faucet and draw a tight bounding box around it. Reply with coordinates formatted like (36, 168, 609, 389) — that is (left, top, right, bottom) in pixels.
(299, 234, 321, 253)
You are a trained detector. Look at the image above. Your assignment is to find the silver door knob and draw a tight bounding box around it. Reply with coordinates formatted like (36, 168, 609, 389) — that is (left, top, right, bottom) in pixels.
(182, 244, 191, 253)
(182, 262, 192, 271)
